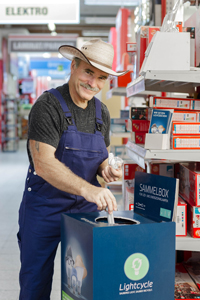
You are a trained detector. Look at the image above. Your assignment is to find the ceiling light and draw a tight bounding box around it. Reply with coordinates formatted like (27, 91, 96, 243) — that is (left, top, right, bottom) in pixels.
(43, 53, 51, 58)
(48, 23, 56, 31)
(51, 31, 58, 36)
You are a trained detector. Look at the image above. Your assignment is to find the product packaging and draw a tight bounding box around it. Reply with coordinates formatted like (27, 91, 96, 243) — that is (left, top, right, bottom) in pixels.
(176, 197, 187, 237)
(150, 96, 192, 110)
(150, 163, 174, 177)
(126, 119, 150, 132)
(110, 118, 127, 133)
(171, 135, 200, 150)
(187, 203, 200, 238)
(120, 110, 129, 119)
(178, 163, 200, 207)
(122, 162, 145, 211)
(172, 122, 200, 135)
(129, 107, 150, 121)
(173, 110, 198, 122)
(130, 131, 146, 144)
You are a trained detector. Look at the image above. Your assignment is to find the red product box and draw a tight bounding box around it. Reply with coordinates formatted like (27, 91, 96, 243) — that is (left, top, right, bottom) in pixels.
(123, 162, 145, 211)
(171, 135, 200, 150)
(130, 132, 146, 144)
(172, 122, 200, 135)
(126, 119, 150, 132)
(150, 96, 192, 110)
(173, 110, 198, 122)
(179, 163, 200, 207)
(187, 202, 200, 238)
(147, 27, 160, 45)
(176, 197, 187, 237)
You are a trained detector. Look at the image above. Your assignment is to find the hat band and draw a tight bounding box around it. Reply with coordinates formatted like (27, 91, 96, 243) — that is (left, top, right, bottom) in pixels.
(86, 56, 112, 70)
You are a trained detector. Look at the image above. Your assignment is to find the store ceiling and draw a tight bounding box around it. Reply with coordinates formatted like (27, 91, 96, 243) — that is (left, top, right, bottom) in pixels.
(0, 0, 135, 39)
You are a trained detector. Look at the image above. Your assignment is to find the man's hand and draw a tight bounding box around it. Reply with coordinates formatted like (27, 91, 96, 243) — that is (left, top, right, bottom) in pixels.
(82, 185, 117, 214)
(102, 165, 122, 183)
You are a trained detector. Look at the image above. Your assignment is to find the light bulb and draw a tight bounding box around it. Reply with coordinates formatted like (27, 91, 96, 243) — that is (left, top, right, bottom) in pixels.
(132, 258, 142, 275)
(76, 266, 84, 295)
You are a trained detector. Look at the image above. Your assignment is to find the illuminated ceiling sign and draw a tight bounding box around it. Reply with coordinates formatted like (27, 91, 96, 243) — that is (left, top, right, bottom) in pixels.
(0, 0, 80, 24)
(8, 34, 78, 52)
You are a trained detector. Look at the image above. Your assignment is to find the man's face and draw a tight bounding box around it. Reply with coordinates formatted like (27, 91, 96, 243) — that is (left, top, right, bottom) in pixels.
(70, 59, 109, 102)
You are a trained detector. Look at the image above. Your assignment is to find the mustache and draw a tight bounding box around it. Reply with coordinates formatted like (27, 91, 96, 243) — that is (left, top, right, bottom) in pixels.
(80, 82, 100, 92)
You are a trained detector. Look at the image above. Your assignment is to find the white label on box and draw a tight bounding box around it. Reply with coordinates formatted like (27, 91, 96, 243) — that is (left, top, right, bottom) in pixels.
(176, 205, 186, 236)
(197, 176, 200, 206)
(193, 207, 200, 228)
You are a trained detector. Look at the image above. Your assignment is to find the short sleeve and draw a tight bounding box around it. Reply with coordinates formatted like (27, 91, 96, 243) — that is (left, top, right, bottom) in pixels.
(101, 103, 110, 148)
(28, 93, 63, 149)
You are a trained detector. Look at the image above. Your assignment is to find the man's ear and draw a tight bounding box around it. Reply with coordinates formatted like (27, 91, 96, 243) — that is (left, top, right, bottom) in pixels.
(70, 60, 76, 73)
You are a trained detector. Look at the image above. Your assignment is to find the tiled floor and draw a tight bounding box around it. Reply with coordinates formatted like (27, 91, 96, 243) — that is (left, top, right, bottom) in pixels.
(0, 140, 61, 300)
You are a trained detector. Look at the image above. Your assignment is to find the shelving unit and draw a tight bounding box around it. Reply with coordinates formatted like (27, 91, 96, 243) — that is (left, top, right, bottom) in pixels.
(176, 235, 200, 251)
(1, 96, 20, 152)
(126, 68, 200, 97)
(106, 87, 126, 99)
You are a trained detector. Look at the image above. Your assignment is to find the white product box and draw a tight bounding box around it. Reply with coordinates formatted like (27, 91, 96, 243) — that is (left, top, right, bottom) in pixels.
(176, 197, 187, 237)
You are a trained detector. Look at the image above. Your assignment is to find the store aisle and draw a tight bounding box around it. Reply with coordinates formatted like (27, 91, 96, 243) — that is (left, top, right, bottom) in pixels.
(0, 141, 61, 300)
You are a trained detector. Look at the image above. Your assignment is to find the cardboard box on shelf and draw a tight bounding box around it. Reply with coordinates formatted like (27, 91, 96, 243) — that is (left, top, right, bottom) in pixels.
(130, 131, 146, 144)
(150, 163, 174, 177)
(173, 110, 198, 122)
(123, 162, 145, 211)
(172, 122, 200, 135)
(171, 135, 200, 150)
(179, 163, 200, 207)
(176, 197, 187, 237)
(120, 110, 129, 119)
(150, 96, 192, 110)
(110, 118, 127, 133)
(126, 119, 150, 132)
(129, 107, 150, 121)
(187, 203, 200, 238)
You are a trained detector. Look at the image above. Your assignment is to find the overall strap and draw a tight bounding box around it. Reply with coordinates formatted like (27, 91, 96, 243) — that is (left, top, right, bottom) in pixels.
(94, 97, 103, 133)
(47, 88, 76, 128)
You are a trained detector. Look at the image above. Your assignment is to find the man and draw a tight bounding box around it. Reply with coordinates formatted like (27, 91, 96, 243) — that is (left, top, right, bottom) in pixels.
(17, 38, 127, 300)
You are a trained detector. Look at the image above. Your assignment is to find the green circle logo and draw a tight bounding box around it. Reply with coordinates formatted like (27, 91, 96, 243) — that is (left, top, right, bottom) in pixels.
(124, 253, 149, 281)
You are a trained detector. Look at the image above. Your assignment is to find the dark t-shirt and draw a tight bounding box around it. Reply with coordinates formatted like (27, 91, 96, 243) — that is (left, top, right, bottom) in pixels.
(27, 83, 110, 166)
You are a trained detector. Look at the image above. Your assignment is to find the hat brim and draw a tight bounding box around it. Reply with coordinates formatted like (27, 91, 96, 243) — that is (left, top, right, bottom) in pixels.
(58, 45, 128, 77)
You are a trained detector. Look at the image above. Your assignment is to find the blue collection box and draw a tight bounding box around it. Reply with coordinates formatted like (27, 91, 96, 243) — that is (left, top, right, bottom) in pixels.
(61, 210, 176, 300)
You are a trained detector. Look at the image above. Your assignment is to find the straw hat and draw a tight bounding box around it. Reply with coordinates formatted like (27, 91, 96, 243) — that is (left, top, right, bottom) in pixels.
(59, 38, 128, 77)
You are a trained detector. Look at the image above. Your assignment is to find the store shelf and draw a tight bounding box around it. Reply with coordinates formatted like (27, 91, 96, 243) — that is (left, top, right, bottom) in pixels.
(126, 141, 200, 169)
(176, 234, 200, 251)
(126, 68, 200, 96)
(106, 87, 126, 99)
(110, 132, 131, 138)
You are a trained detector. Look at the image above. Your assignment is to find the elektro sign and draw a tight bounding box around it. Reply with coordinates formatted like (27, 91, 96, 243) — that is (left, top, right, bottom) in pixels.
(0, 0, 80, 24)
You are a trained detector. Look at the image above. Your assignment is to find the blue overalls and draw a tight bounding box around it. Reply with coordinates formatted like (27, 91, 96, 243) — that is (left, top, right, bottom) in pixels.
(17, 88, 108, 300)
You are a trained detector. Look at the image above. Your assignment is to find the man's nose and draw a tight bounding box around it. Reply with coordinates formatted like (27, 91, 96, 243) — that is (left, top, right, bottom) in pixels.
(87, 76, 96, 87)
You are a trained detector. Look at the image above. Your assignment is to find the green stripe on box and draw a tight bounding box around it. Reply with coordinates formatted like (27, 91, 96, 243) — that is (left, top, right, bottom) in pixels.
(160, 208, 171, 219)
(62, 290, 74, 300)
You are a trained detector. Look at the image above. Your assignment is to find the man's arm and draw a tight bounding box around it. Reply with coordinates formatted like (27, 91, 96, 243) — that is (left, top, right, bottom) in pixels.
(29, 140, 117, 214)
(97, 147, 123, 183)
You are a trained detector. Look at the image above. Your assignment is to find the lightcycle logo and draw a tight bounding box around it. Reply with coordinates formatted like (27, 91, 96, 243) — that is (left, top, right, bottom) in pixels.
(119, 253, 153, 296)
(124, 253, 149, 281)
